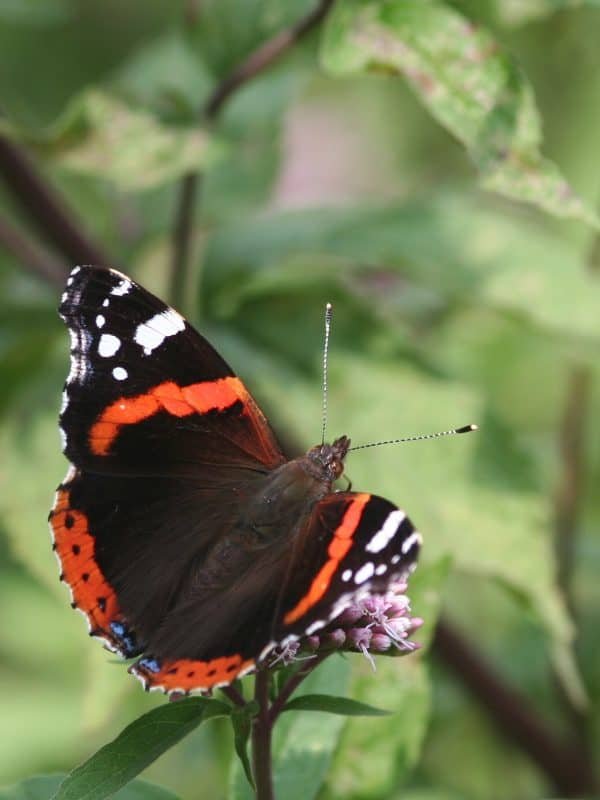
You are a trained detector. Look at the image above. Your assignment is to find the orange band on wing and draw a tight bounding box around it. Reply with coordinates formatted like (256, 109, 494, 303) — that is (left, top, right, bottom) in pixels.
(132, 653, 255, 693)
(283, 493, 370, 625)
(50, 488, 121, 632)
(89, 376, 248, 456)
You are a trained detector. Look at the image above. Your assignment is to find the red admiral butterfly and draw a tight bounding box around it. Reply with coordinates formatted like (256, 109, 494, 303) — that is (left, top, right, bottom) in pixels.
(49, 266, 424, 695)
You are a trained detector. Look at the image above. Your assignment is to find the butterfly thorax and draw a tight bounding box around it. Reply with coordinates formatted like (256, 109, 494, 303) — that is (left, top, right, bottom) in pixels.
(210, 435, 351, 554)
(190, 437, 351, 588)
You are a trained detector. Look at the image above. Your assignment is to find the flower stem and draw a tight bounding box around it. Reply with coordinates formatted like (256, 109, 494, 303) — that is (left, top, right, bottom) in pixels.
(252, 670, 274, 800)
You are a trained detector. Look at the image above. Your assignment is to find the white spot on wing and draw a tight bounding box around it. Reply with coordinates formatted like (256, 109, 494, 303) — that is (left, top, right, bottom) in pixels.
(112, 366, 128, 381)
(95, 314, 105, 328)
(391, 554, 401, 565)
(71, 266, 81, 275)
(134, 309, 185, 355)
(59, 425, 67, 450)
(102, 298, 110, 308)
(111, 280, 131, 297)
(60, 390, 69, 414)
(354, 562, 375, 584)
(98, 333, 121, 358)
(375, 564, 387, 575)
(402, 531, 422, 554)
(341, 569, 353, 582)
(306, 620, 326, 635)
(366, 509, 406, 553)
(259, 641, 276, 661)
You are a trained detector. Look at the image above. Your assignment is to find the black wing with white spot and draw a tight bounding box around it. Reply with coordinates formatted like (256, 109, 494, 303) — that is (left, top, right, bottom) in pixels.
(59, 265, 285, 475)
(269, 491, 421, 646)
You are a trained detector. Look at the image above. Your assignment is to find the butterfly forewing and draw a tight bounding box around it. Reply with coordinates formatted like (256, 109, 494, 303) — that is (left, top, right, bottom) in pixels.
(274, 491, 420, 642)
(59, 265, 285, 474)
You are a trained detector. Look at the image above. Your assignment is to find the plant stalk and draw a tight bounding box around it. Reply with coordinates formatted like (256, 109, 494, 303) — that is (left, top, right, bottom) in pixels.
(252, 670, 275, 800)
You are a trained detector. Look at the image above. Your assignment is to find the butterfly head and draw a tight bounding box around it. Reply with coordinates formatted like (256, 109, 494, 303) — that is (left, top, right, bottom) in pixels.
(306, 435, 350, 482)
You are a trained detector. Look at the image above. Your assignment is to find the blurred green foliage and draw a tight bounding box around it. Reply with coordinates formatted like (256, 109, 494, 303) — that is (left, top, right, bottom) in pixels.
(1, 1, 599, 799)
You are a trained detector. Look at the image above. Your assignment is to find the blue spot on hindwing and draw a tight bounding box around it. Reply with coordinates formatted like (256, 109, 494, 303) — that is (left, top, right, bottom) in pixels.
(139, 657, 161, 674)
(109, 620, 143, 657)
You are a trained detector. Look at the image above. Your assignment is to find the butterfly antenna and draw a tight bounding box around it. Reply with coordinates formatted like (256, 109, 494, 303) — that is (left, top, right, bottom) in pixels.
(348, 424, 478, 452)
(321, 303, 333, 445)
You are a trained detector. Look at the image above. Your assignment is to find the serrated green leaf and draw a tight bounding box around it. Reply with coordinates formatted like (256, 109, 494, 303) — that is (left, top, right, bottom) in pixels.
(0, 89, 222, 191)
(320, 0, 598, 227)
(51, 698, 229, 800)
(230, 707, 255, 789)
(0, 776, 179, 800)
(282, 694, 391, 716)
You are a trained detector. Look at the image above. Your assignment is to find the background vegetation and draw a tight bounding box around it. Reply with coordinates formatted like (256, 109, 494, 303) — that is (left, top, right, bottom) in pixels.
(0, 1, 599, 798)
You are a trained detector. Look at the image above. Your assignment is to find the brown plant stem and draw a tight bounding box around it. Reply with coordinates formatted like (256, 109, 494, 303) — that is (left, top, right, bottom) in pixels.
(252, 670, 275, 800)
(169, 172, 199, 310)
(550, 224, 599, 758)
(169, 0, 335, 309)
(0, 133, 115, 268)
(0, 214, 68, 287)
(221, 682, 246, 708)
(554, 366, 590, 618)
(433, 616, 597, 797)
(203, 0, 335, 119)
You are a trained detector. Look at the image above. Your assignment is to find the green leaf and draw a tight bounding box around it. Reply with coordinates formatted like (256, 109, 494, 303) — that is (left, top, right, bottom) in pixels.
(0, 0, 71, 26)
(202, 194, 600, 342)
(230, 707, 255, 789)
(204, 58, 311, 221)
(0, 89, 222, 191)
(497, 0, 600, 26)
(283, 694, 391, 716)
(51, 698, 230, 800)
(320, 0, 598, 227)
(403, 557, 451, 652)
(0, 776, 179, 800)
(322, 658, 431, 799)
(113, 30, 213, 121)
(185, 0, 312, 77)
